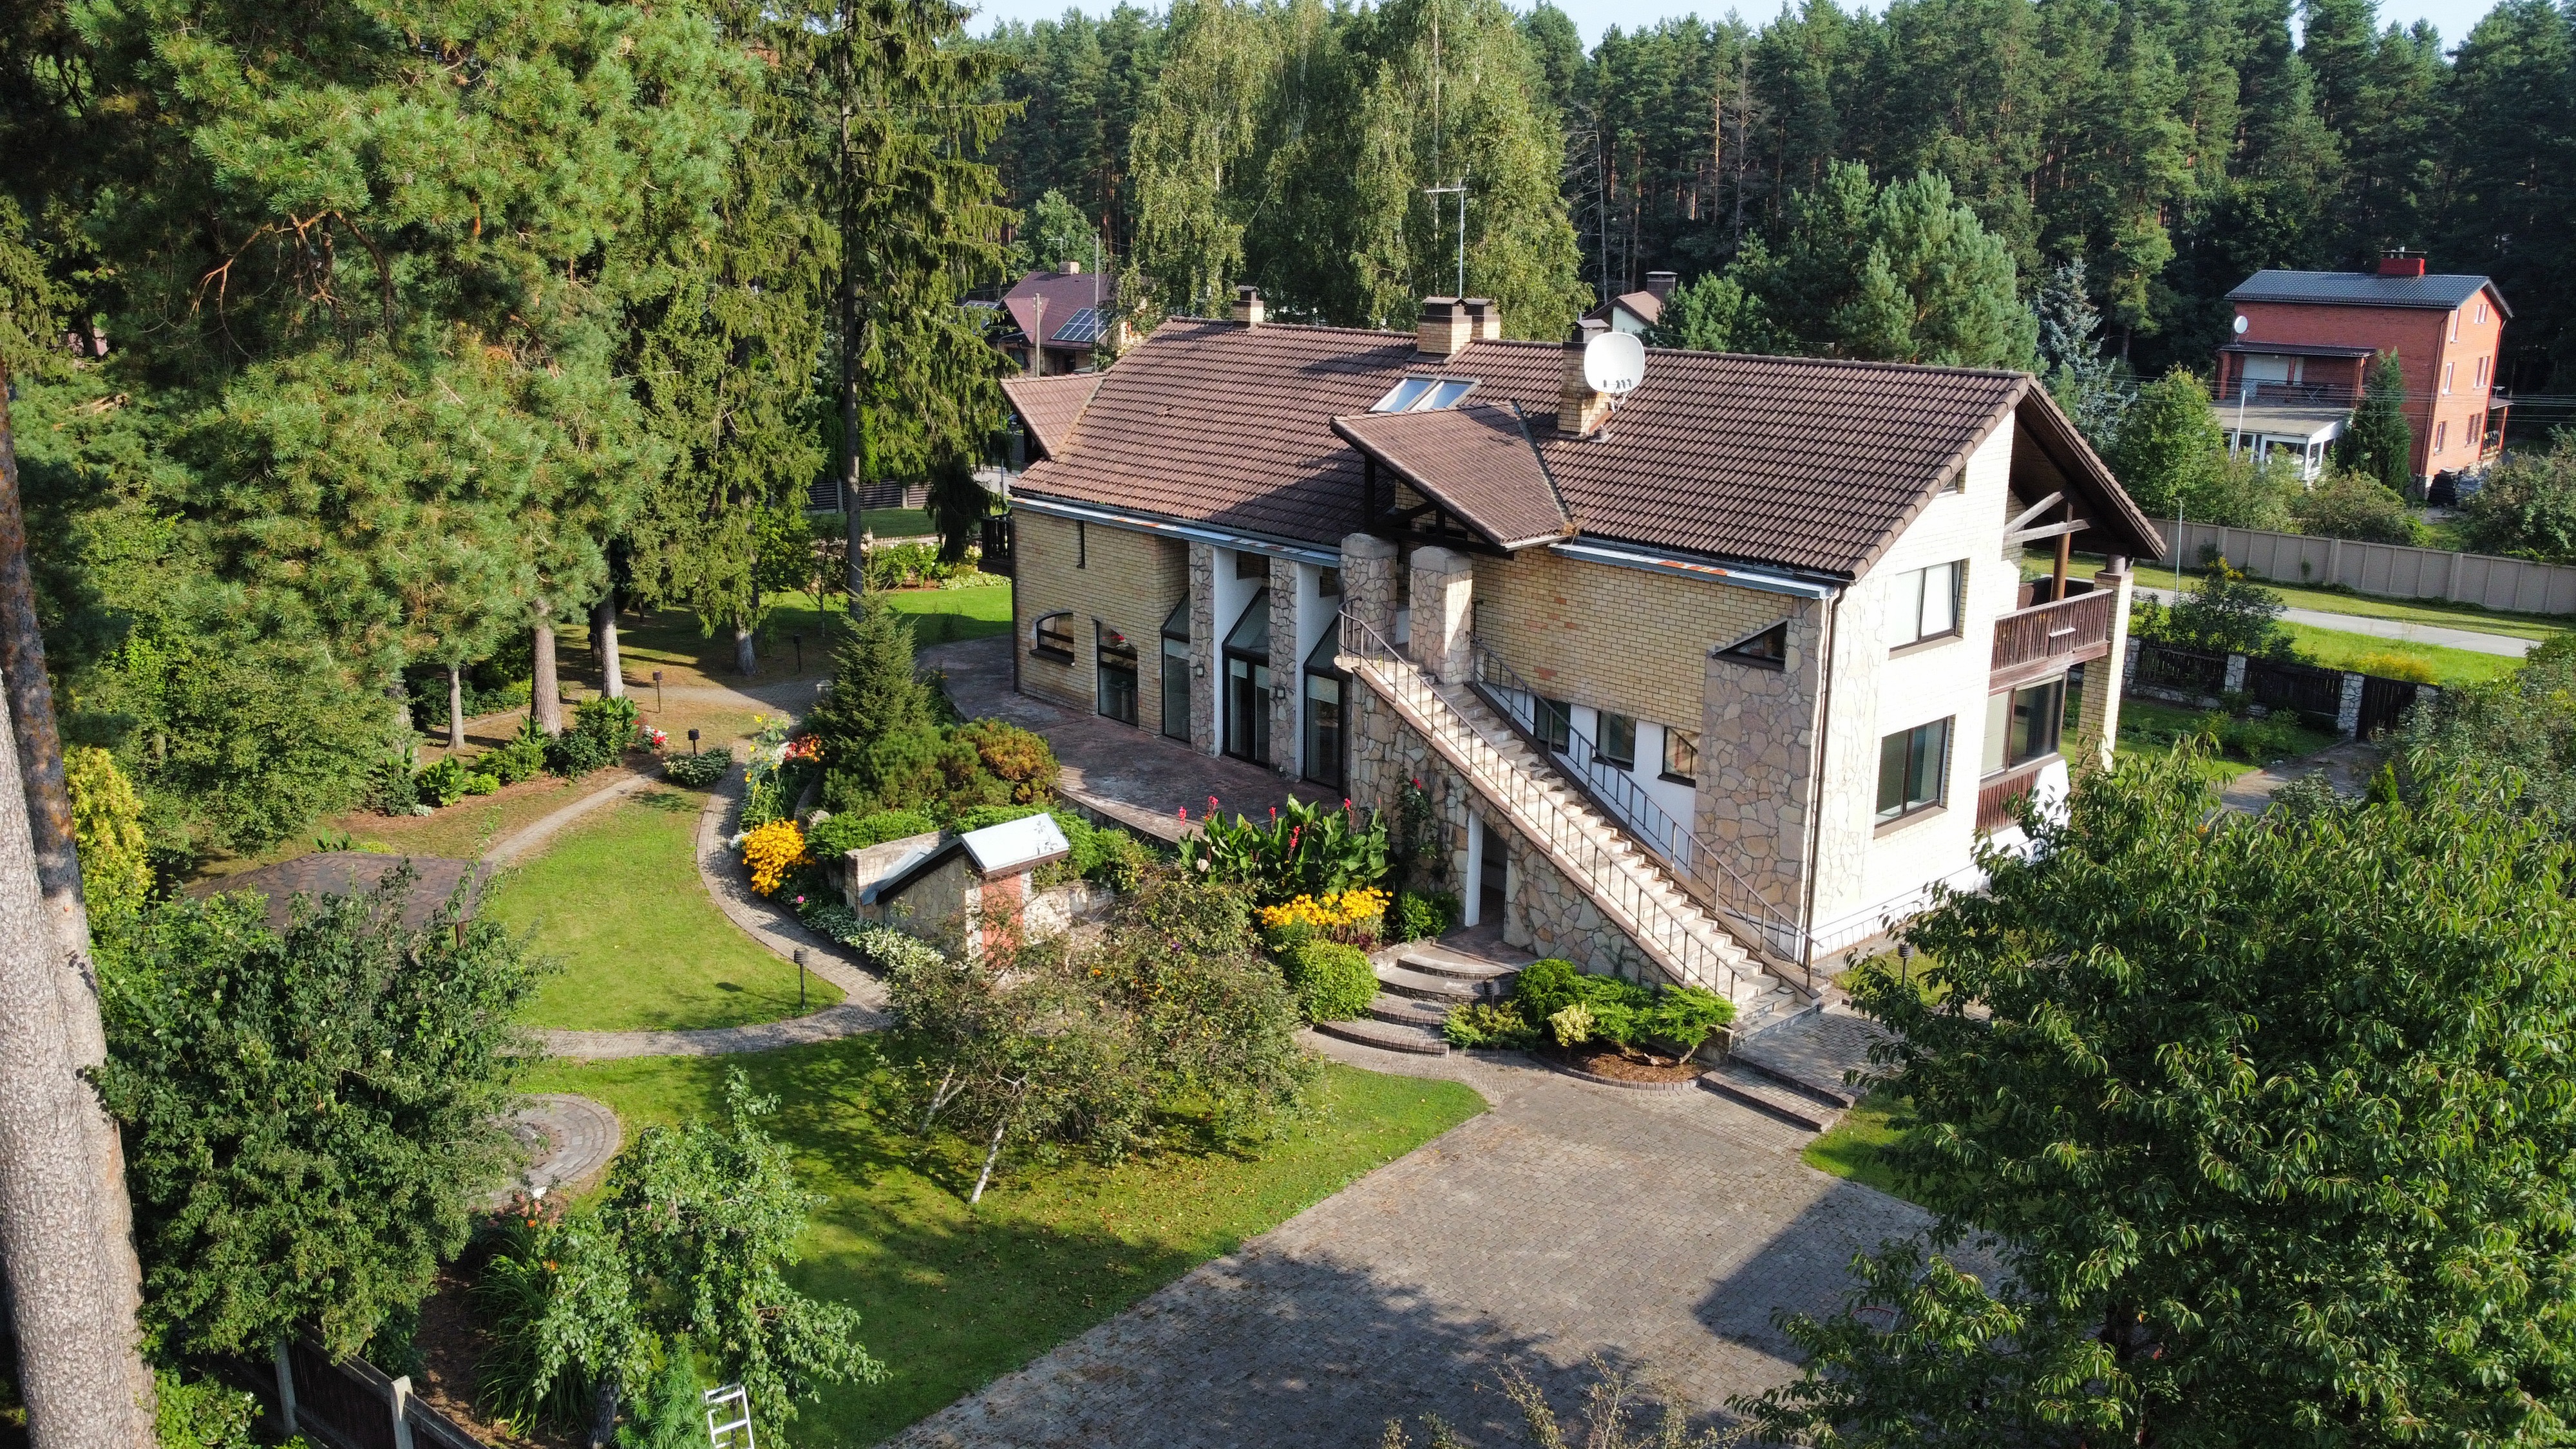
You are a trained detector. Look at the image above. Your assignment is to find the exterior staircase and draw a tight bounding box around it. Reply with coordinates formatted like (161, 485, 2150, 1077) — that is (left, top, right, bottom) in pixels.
(1341, 620, 1812, 1038)
(1314, 936, 1530, 1056)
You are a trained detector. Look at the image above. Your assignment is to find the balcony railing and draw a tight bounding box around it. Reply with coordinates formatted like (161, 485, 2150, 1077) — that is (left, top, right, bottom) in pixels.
(1991, 588, 2117, 686)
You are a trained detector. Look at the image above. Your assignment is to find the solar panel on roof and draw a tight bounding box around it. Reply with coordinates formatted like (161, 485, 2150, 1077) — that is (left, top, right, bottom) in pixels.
(1052, 308, 1108, 345)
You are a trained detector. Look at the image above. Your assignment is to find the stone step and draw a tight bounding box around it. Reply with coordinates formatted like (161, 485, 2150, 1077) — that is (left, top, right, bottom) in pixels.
(1316, 1015, 1450, 1056)
(1374, 961, 1485, 1003)
(1367, 992, 1454, 1030)
(1698, 1061, 1839, 1132)
(1394, 941, 1526, 982)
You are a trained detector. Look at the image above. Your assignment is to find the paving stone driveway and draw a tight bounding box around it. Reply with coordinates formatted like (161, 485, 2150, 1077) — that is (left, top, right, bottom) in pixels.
(894, 1036, 1929, 1448)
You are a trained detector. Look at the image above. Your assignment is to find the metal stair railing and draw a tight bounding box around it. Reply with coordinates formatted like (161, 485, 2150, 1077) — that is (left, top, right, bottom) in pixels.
(1467, 639, 1810, 968)
(1339, 613, 1747, 1001)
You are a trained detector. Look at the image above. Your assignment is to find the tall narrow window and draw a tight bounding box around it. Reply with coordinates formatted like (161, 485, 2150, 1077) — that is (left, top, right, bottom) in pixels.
(1893, 562, 1963, 648)
(1223, 591, 1272, 765)
(1160, 598, 1191, 741)
(2475, 357, 2490, 389)
(2434, 421, 2448, 454)
(1536, 697, 1573, 753)
(2442, 361, 2455, 394)
(1302, 629, 1346, 790)
(1981, 679, 2065, 775)
(1596, 712, 1637, 769)
(1076, 520, 1086, 569)
(1876, 717, 1952, 823)
(1096, 624, 1139, 725)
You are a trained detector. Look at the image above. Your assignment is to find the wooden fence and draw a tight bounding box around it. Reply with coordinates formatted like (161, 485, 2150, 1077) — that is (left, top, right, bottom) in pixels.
(2124, 639, 2436, 739)
(235, 1340, 485, 1449)
(2170, 521, 2576, 616)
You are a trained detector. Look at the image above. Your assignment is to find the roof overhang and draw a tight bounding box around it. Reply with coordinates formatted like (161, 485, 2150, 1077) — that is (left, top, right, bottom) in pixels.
(1548, 539, 1842, 599)
(1007, 494, 1343, 567)
(2221, 341, 2378, 358)
(1332, 403, 1573, 551)
(2011, 388, 2170, 562)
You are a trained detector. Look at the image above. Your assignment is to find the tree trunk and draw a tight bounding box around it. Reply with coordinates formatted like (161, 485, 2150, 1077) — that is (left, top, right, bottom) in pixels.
(0, 364, 154, 1445)
(594, 592, 623, 699)
(733, 624, 756, 677)
(446, 663, 466, 752)
(531, 609, 564, 737)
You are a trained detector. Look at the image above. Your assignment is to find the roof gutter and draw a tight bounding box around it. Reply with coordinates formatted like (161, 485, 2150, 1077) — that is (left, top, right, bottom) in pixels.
(1007, 495, 1343, 568)
(1548, 538, 1842, 600)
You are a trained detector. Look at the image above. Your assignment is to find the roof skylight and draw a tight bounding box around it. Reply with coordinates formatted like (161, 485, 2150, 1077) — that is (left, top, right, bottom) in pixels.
(1370, 377, 1477, 413)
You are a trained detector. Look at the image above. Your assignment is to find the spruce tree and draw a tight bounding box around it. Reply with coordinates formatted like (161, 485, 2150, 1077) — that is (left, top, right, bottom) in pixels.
(2338, 349, 2414, 495)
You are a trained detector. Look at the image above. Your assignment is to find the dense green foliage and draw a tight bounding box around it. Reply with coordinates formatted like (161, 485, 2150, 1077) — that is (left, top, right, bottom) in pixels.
(2396, 635, 2576, 836)
(1503, 958, 1734, 1052)
(1177, 796, 1390, 904)
(93, 873, 544, 1359)
(2130, 560, 2296, 656)
(2289, 467, 2427, 542)
(475, 1073, 879, 1446)
(2459, 432, 2576, 563)
(2338, 349, 2417, 493)
(1744, 746, 2576, 1446)
(988, 0, 2576, 390)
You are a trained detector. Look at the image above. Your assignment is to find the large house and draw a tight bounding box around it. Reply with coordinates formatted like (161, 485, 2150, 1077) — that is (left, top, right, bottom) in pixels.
(2220, 257, 2510, 486)
(995, 266, 1123, 377)
(999, 289, 2163, 1032)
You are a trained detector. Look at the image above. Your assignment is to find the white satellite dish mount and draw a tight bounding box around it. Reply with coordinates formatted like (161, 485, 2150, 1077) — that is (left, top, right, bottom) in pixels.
(1582, 328, 1647, 439)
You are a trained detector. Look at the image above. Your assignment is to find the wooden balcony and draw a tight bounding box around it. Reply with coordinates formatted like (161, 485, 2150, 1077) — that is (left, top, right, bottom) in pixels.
(1991, 588, 2116, 691)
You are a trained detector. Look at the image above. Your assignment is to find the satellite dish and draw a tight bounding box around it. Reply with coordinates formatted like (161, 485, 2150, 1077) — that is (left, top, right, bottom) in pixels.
(2232, 314, 2250, 336)
(1583, 330, 1647, 397)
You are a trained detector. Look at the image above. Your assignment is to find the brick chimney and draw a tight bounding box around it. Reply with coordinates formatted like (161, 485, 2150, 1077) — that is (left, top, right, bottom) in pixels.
(1417, 296, 1470, 357)
(1231, 285, 1265, 327)
(1645, 270, 1678, 301)
(1461, 298, 1501, 340)
(1558, 319, 1613, 437)
(2376, 252, 2427, 278)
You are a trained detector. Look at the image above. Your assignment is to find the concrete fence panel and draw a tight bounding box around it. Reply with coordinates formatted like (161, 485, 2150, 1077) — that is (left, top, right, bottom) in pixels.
(2172, 521, 2576, 616)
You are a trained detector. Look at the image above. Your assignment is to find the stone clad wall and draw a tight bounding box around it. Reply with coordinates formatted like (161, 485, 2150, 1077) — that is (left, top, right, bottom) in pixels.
(1012, 511, 1187, 721)
(1268, 558, 1300, 775)
(1697, 599, 1828, 915)
(1186, 543, 1218, 753)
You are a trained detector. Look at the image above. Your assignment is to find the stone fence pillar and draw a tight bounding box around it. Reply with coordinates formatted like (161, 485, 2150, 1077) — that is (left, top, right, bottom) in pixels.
(2335, 671, 2364, 738)
(2222, 652, 2248, 694)
(1339, 533, 1397, 650)
(1408, 545, 1475, 683)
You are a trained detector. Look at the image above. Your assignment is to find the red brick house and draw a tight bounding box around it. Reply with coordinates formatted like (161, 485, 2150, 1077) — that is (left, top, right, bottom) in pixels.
(2219, 258, 2511, 486)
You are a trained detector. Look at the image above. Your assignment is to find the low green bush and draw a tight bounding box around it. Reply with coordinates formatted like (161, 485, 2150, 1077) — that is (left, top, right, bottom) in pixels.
(481, 723, 550, 785)
(661, 750, 731, 788)
(2193, 709, 2315, 763)
(545, 695, 640, 779)
(1509, 958, 1734, 1052)
(372, 753, 421, 815)
(414, 755, 473, 808)
(1388, 889, 1460, 942)
(1281, 940, 1378, 1022)
(1443, 1000, 1539, 1049)
(952, 718, 1059, 804)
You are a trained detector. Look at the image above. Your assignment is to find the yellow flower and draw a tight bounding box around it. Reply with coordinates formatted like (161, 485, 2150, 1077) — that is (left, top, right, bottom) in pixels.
(742, 819, 812, 896)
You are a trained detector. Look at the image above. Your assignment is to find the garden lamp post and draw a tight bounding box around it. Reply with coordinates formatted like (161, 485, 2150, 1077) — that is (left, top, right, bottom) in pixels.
(793, 947, 807, 1012)
(652, 669, 665, 716)
(792, 631, 804, 673)
(687, 728, 700, 757)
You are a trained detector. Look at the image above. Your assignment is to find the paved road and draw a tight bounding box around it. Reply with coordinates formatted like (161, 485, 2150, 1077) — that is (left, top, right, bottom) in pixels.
(894, 1036, 1930, 1448)
(2136, 584, 2535, 658)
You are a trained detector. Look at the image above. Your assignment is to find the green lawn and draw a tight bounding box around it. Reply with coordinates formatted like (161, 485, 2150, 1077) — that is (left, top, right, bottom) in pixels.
(861, 507, 939, 540)
(2028, 550, 2572, 643)
(2278, 621, 2522, 687)
(488, 787, 844, 1031)
(517, 1041, 1484, 1443)
(887, 582, 1012, 649)
(1803, 1089, 1913, 1201)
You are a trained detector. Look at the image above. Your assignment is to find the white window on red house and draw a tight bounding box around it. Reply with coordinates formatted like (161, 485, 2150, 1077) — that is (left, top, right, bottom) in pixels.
(2442, 361, 2455, 394)
(2434, 421, 2448, 454)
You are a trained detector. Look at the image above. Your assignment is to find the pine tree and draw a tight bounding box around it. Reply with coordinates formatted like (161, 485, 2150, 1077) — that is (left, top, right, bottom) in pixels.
(2338, 349, 2415, 494)
(1737, 164, 2036, 368)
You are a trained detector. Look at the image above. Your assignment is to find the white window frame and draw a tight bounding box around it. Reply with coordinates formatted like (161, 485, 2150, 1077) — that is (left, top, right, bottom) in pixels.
(2442, 360, 2455, 394)
(1891, 561, 1964, 650)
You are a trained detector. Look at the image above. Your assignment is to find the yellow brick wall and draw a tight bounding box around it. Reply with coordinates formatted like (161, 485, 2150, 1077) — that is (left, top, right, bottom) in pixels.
(1010, 512, 1188, 721)
(1472, 548, 1792, 729)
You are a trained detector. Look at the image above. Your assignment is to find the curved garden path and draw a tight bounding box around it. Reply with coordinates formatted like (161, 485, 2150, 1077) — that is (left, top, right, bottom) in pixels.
(533, 756, 891, 1061)
(484, 1093, 622, 1208)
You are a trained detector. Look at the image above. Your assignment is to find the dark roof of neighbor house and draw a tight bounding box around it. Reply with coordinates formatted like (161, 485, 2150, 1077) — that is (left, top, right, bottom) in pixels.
(1012, 317, 2163, 578)
(2228, 269, 2510, 318)
(1003, 270, 1118, 348)
(1332, 403, 1571, 550)
(1001, 372, 1104, 460)
(1591, 290, 1664, 329)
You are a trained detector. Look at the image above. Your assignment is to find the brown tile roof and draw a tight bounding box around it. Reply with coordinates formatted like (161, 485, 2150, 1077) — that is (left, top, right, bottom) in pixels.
(1016, 318, 2163, 578)
(1332, 403, 1570, 550)
(1003, 270, 1117, 345)
(1000, 372, 1103, 460)
(1590, 290, 1663, 328)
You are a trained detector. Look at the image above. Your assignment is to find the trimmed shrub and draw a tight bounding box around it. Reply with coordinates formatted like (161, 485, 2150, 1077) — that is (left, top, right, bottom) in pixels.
(1388, 889, 1461, 943)
(953, 718, 1059, 803)
(415, 755, 473, 808)
(661, 750, 731, 788)
(807, 808, 938, 857)
(1508, 959, 1733, 1053)
(482, 723, 549, 785)
(1281, 940, 1377, 1022)
(1443, 1001, 1539, 1049)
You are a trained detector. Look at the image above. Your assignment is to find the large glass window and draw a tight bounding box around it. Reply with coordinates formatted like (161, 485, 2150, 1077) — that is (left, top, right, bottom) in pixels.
(1980, 679, 2065, 775)
(1096, 623, 1139, 726)
(1160, 598, 1191, 741)
(1223, 591, 1272, 765)
(1893, 562, 1963, 648)
(1302, 629, 1345, 789)
(1662, 728, 1700, 784)
(1877, 717, 1952, 822)
(1536, 697, 1573, 753)
(1596, 712, 1637, 768)
(1032, 611, 1074, 662)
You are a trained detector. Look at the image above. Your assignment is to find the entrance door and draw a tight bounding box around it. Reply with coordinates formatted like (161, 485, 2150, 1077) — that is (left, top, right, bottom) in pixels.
(1477, 818, 1508, 929)
(1225, 655, 1272, 764)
